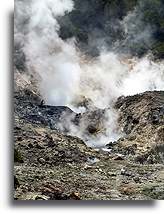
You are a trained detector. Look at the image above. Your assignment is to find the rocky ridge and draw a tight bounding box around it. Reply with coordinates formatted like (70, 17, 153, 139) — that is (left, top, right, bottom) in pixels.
(14, 69, 164, 200)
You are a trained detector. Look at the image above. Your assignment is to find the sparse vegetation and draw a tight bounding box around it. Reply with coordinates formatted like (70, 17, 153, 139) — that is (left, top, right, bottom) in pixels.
(14, 148, 23, 163)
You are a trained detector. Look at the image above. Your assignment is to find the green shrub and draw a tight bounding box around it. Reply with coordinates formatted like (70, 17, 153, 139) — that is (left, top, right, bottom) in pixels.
(14, 148, 24, 163)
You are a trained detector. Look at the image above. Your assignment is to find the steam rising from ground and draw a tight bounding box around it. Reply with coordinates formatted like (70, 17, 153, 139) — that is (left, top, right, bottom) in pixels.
(15, 0, 164, 147)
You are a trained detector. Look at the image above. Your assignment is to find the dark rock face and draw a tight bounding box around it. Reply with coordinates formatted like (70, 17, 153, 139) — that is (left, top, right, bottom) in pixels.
(74, 108, 108, 134)
(115, 91, 164, 134)
(14, 87, 76, 131)
(107, 91, 164, 164)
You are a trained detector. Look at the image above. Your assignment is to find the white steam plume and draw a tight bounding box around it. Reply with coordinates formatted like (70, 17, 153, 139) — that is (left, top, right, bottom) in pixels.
(15, 0, 164, 147)
(15, 0, 81, 106)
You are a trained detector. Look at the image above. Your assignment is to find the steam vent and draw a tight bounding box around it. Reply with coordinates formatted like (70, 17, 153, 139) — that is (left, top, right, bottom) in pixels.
(14, 0, 164, 200)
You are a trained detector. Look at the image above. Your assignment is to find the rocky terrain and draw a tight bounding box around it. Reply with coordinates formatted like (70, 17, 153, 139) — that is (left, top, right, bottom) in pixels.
(14, 69, 164, 200)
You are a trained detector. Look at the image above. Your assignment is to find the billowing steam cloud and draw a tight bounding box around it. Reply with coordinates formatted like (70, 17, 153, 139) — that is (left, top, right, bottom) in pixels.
(14, 0, 164, 147)
(15, 0, 81, 106)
